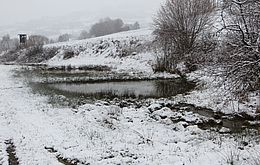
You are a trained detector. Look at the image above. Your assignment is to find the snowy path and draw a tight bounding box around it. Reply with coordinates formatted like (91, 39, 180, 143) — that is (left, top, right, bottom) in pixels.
(0, 65, 259, 165)
(0, 65, 63, 164)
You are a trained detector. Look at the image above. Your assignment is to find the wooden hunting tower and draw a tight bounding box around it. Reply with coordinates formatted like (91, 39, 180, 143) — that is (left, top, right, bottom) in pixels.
(18, 34, 27, 44)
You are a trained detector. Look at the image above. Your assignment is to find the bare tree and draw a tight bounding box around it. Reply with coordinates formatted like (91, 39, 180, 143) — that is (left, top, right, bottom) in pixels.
(58, 34, 71, 42)
(219, 0, 260, 98)
(133, 22, 140, 30)
(0, 34, 11, 51)
(153, 0, 217, 71)
(0, 34, 19, 52)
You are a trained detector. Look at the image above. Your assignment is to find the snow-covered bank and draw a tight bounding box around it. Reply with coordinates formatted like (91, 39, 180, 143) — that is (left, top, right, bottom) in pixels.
(0, 65, 260, 165)
(45, 29, 156, 74)
(172, 68, 259, 115)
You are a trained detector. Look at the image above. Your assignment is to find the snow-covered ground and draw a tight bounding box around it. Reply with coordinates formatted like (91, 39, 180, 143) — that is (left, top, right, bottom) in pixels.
(0, 65, 260, 165)
(0, 28, 259, 165)
(172, 68, 259, 115)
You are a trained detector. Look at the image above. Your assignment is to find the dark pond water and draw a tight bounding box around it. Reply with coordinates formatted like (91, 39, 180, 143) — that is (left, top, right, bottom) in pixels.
(37, 79, 195, 100)
(14, 67, 195, 106)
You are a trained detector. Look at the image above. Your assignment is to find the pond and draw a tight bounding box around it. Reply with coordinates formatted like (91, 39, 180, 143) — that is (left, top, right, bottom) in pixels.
(14, 67, 195, 106)
(34, 79, 195, 100)
(14, 66, 260, 133)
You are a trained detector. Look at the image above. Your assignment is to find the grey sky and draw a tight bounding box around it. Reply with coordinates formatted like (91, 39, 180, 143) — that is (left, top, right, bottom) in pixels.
(0, 0, 165, 26)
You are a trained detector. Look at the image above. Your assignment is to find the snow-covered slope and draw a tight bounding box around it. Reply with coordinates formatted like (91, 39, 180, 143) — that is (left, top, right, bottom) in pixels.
(46, 29, 156, 74)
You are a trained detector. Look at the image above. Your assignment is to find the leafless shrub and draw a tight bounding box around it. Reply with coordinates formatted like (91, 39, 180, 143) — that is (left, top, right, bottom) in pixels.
(219, 142, 243, 165)
(152, 56, 169, 73)
(101, 117, 116, 130)
(107, 105, 122, 117)
(25, 45, 44, 59)
(42, 47, 59, 61)
(218, 0, 260, 98)
(63, 50, 77, 60)
(133, 129, 154, 146)
(153, 0, 217, 72)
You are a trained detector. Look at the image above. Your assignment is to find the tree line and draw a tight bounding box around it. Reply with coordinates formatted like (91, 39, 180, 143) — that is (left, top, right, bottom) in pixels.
(79, 17, 140, 39)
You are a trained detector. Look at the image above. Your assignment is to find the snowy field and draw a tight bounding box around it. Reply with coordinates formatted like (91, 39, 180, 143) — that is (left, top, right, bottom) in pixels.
(0, 29, 259, 165)
(0, 65, 260, 165)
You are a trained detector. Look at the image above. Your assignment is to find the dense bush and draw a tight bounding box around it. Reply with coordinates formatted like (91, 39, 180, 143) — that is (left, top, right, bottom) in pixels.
(27, 35, 49, 47)
(63, 49, 78, 60)
(89, 18, 140, 37)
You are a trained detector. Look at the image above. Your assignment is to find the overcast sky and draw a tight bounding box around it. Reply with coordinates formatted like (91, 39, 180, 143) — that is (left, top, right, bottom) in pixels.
(0, 0, 165, 26)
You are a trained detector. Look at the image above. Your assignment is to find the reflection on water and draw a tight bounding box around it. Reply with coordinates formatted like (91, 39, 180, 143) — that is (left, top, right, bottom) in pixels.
(16, 67, 195, 99)
(46, 79, 195, 99)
